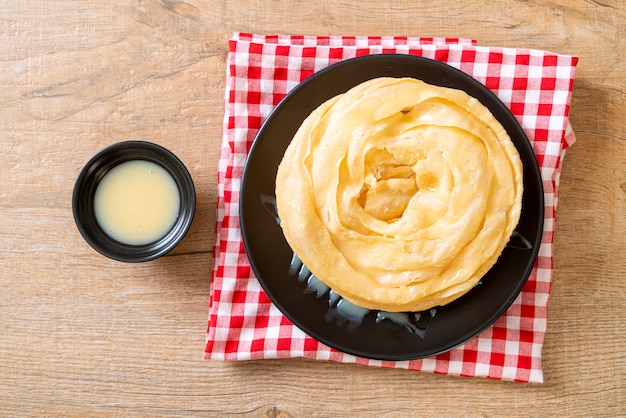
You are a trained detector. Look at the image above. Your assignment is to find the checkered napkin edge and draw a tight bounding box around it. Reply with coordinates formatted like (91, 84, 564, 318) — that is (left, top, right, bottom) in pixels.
(205, 32, 578, 383)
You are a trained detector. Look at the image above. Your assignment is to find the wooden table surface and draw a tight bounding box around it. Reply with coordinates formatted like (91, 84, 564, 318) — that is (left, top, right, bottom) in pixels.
(1, 1, 624, 416)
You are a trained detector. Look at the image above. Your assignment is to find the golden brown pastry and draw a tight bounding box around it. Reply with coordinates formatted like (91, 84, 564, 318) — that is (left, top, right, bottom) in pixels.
(275, 77, 523, 312)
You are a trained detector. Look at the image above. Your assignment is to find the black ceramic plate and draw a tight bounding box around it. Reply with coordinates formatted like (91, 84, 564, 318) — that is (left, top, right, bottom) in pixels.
(240, 54, 544, 360)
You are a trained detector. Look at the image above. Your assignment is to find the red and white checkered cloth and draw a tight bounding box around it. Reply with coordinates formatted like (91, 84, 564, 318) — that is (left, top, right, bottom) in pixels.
(205, 32, 578, 383)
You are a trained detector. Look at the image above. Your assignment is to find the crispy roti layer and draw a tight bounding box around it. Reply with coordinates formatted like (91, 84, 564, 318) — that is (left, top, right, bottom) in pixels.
(276, 77, 523, 312)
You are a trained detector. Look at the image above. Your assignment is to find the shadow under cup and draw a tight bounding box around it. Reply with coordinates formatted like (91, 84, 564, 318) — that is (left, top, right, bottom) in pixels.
(72, 141, 196, 262)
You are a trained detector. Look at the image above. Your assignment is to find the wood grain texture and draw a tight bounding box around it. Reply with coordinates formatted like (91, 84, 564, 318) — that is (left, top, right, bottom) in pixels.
(0, 0, 624, 416)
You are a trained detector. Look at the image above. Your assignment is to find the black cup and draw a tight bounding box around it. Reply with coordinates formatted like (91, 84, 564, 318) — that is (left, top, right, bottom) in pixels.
(72, 141, 196, 262)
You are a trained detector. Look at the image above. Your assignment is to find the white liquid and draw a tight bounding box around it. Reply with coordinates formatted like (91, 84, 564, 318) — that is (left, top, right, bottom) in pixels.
(94, 160, 180, 245)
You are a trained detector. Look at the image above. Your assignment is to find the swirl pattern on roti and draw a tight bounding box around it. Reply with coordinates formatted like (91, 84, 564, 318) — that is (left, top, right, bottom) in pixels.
(275, 77, 523, 312)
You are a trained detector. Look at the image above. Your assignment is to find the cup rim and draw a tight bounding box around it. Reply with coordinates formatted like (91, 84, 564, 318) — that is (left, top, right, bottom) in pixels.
(72, 140, 196, 262)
